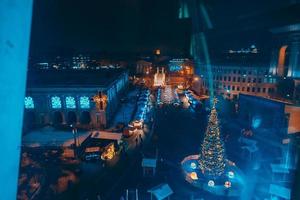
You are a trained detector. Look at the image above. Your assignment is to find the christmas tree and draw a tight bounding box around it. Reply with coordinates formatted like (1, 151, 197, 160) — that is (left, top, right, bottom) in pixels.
(199, 98, 226, 177)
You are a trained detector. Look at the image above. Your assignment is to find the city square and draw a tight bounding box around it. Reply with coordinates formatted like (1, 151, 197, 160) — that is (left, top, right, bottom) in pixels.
(1, 1, 300, 200)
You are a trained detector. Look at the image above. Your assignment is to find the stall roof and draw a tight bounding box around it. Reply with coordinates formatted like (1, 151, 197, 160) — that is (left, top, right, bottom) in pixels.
(26, 69, 126, 88)
(269, 184, 291, 199)
(90, 131, 122, 141)
(142, 158, 157, 168)
(148, 183, 173, 200)
(22, 126, 90, 147)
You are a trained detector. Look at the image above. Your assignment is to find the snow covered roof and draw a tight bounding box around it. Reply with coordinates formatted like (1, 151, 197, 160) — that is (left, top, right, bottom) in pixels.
(147, 183, 173, 200)
(142, 158, 157, 168)
(22, 126, 90, 147)
(269, 184, 291, 199)
(90, 131, 122, 141)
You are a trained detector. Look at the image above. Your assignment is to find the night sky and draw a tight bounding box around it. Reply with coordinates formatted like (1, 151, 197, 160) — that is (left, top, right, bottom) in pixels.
(29, 0, 300, 57)
(29, 0, 191, 56)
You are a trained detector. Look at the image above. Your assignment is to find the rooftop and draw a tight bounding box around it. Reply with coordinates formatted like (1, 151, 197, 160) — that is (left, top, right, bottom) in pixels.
(26, 69, 126, 88)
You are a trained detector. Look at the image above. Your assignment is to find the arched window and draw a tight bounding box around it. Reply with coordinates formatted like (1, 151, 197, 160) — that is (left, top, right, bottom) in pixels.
(80, 96, 90, 109)
(24, 96, 34, 109)
(51, 96, 62, 109)
(65, 96, 76, 109)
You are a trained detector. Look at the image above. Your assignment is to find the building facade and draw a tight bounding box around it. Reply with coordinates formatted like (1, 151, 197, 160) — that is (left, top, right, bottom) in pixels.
(269, 23, 300, 102)
(136, 60, 152, 75)
(199, 64, 277, 99)
(153, 67, 166, 87)
(23, 69, 129, 130)
(238, 94, 299, 168)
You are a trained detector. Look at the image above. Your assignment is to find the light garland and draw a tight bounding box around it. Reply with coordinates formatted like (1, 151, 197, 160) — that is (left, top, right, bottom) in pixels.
(101, 143, 115, 160)
(199, 98, 226, 177)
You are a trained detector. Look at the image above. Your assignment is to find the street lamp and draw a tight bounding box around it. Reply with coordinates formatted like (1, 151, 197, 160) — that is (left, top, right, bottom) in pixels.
(70, 124, 78, 158)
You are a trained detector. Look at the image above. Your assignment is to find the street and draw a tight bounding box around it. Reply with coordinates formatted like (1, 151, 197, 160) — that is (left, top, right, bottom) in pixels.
(19, 90, 272, 200)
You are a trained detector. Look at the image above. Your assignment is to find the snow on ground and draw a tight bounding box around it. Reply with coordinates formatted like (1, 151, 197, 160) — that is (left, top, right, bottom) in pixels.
(22, 126, 90, 147)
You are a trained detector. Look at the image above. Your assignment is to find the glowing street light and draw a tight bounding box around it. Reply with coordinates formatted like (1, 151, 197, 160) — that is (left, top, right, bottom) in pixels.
(224, 181, 231, 188)
(228, 171, 235, 178)
(155, 49, 161, 55)
(208, 180, 215, 187)
(190, 162, 197, 169)
(190, 172, 198, 180)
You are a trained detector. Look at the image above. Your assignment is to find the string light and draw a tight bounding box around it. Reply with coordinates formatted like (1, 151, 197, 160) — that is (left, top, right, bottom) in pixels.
(199, 98, 226, 177)
(101, 143, 115, 160)
(92, 91, 108, 111)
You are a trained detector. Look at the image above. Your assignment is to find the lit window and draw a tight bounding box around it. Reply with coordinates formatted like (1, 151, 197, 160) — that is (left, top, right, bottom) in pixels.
(66, 96, 76, 109)
(51, 96, 62, 109)
(24, 96, 34, 109)
(80, 96, 90, 109)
